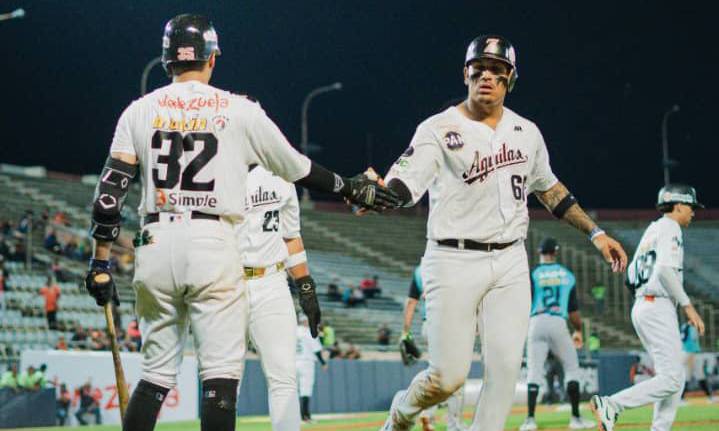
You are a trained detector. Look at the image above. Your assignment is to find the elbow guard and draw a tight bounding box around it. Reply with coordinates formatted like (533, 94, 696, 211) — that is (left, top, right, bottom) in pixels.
(90, 157, 137, 241)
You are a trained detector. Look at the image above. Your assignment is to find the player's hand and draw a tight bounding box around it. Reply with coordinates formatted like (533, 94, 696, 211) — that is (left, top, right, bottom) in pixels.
(683, 304, 705, 336)
(399, 332, 421, 366)
(350, 168, 386, 216)
(572, 330, 583, 349)
(592, 233, 628, 272)
(296, 276, 321, 338)
(344, 170, 400, 213)
(83, 259, 119, 307)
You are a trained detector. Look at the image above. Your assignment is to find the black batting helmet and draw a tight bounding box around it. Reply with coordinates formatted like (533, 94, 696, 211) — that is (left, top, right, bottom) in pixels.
(162, 14, 221, 72)
(656, 184, 704, 212)
(465, 35, 518, 92)
(539, 238, 559, 254)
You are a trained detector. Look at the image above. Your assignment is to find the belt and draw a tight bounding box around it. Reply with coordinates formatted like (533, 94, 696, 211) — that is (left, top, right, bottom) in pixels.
(244, 262, 285, 279)
(143, 211, 219, 226)
(436, 239, 516, 251)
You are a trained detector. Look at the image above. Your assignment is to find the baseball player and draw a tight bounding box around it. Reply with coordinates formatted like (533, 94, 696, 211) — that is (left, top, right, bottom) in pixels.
(590, 184, 706, 431)
(377, 35, 627, 431)
(83, 14, 398, 431)
(400, 265, 466, 431)
(296, 315, 327, 423)
(239, 164, 316, 430)
(519, 238, 594, 431)
(680, 321, 714, 402)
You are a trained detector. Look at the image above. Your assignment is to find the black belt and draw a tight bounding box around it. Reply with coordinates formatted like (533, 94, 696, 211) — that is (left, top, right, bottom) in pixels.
(143, 211, 219, 226)
(436, 239, 517, 251)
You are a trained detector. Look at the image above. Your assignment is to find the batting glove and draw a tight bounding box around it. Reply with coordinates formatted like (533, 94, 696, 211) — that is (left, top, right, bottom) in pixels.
(344, 173, 401, 213)
(296, 275, 321, 338)
(84, 259, 119, 307)
(399, 332, 421, 366)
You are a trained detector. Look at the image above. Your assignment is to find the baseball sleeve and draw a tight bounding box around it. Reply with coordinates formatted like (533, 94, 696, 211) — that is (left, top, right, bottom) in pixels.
(281, 183, 301, 239)
(109, 103, 138, 156)
(246, 106, 311, 183)
(527, 128, 558, 193)
(385, 124, 442, 206)
(656, 224, 684, 269)
(408, 275, 421, 300)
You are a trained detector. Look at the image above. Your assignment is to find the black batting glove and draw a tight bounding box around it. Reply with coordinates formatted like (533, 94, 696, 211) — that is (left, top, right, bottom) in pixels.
(296, 275, 321, 338)
(84, 259, 119, 307)
(343, 174, 402, 213)
(399, 332, 421, 366)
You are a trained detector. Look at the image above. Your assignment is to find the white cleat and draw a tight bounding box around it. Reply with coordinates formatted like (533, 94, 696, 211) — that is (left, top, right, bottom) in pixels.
(518, 416, 538, 431)
(569, 416, 596, 429)
(590, 395, 618, 431)
(379, 390, 414, 431)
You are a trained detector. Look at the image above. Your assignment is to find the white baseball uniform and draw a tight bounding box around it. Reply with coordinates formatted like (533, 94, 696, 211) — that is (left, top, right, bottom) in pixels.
(109, 80, 310, 388)
(384, 105, 558, 431)
(296, 325, 323, 397)
(237, 165, 302, 431)
(610, 216, 689, 431)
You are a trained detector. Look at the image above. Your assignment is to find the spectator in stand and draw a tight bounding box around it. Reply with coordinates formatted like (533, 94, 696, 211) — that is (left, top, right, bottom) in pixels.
(75, 382, 102, 425)
(55, 335, 69, 351)
(1, 220, 11, 236)
(44, 228, 61, 254)
(18, 210, 33, 235)
(127, 319, 142, 351)
(89, 329, 107, 351)
(377, 323, 391, 346)
(344, 342, 362, 360)
(328, 341, 342, 359)
(39, 276, 61, 330)
(17, 365, 39, 391)
(51, 257, 69, 283)
(591, 280, 606, 314)
(327, 277, 341, 301)
(320, 321, 335, 349)
(0, 257, 6, 310)
(71, 324, 88, 350)
(34, 364, 48, 388)
(342, 286, 366, 307)
(52, 211, 68, 226)
(57, 383, 72, 426)
(0, 363, 19, 392)
(12, 238, 25, 262)
(588, 332, 600, 353)
(359, 274, 382, 298)
(0, 234, 10, 259)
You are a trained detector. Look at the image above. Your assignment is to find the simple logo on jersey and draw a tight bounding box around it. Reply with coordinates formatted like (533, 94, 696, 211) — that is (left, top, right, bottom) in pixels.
(177, 47, 196, 61)
(462, 143, 528, 184)
(212, 115, 229, 132)
(158, 93, 230, 113)
(249, 186, 281, 208)
(152, 116, 207, 132)
(444, 131, 465, 150)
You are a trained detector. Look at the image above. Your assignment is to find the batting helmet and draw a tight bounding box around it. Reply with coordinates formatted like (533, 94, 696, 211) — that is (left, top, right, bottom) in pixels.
(465, 35, 518, 91)
(162, 14, 221, 72)
(656, 184, 704, 211)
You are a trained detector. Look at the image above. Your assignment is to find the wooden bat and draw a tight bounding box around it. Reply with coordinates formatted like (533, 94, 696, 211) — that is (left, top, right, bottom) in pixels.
(97, 273, 130, 420)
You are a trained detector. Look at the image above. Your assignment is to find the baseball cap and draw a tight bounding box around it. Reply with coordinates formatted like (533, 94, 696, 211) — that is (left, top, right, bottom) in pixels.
(539, 238, 559, 254)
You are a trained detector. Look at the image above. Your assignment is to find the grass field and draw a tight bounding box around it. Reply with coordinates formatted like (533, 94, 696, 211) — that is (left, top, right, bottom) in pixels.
(8, 399, 718, 430)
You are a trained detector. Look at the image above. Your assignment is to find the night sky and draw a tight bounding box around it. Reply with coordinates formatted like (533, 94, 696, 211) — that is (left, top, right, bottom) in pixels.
(1, 1, 716, 208)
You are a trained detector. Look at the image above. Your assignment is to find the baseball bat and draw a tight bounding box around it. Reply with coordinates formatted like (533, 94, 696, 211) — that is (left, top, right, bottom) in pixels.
(103, 300, 130, 419)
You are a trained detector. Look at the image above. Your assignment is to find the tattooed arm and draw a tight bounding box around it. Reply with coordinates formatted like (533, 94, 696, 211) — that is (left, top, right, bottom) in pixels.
(535, 182, 628, 272)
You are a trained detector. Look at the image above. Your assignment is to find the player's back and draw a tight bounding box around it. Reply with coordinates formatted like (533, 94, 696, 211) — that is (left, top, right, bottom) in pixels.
(626, 216, 683, 296)
(112, 80, 262, 220)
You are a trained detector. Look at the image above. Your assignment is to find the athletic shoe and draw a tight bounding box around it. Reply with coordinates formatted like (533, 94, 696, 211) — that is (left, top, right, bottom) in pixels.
(518, 417, 537, 431)
(590, 395, 618, 431)
(379, 390, 414, 431)
(568, 416, 595, 429)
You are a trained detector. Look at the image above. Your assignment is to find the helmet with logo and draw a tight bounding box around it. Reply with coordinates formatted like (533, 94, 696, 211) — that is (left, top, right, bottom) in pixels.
(656, 183, 704, 211)
(464, 35, 518, 92)
(162, 14, 221, 73)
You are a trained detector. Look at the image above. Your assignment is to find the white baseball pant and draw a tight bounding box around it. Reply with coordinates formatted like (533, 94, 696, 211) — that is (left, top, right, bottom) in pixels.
(610, 297, 685, 431)
(526, 314, 580, 385)
(132, 214, 247, 388)
(390, 241, 530, 431)
(297, 360, 316, 397)
(247, 271, 300, 431)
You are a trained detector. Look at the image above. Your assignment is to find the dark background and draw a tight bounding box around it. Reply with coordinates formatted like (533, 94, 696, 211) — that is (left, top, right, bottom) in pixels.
(1, 1, 716, 208)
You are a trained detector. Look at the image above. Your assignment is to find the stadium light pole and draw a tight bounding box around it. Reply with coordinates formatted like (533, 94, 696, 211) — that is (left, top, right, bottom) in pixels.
(300, 82, 343, 204)
(141, 56, 163, 96)
(661, 104, 680, 186)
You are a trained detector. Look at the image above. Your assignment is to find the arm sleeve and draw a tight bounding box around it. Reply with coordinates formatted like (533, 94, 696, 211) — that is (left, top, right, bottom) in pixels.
(109, 103, 137, 156)
(568, 286, 578, 313)
(246, 106, 311, 183)
(384, 124, 442, 206)
(527, 128, 558, 193)
(408, 276, 421, 300)
(281, 183, 301, 239)
(657, 265, 691, 306)
(656, 225, 684, 269)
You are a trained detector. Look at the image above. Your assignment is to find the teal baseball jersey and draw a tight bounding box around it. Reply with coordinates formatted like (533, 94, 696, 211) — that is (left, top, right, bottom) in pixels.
(530, 262, 578, 319)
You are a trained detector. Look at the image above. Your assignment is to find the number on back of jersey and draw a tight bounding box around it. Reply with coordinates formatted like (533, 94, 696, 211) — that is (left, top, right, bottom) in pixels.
(625, 250, 656, 292)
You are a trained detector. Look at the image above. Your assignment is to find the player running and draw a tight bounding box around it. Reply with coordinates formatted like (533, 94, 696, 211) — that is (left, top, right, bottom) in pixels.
(400, 265, 466, 431)
(519, 238, 594, 430)
(83, 14, 398, 431)
(239, 164, 318, 430)
(590, 184, 706, 431)
(378, 34, 627, 431)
